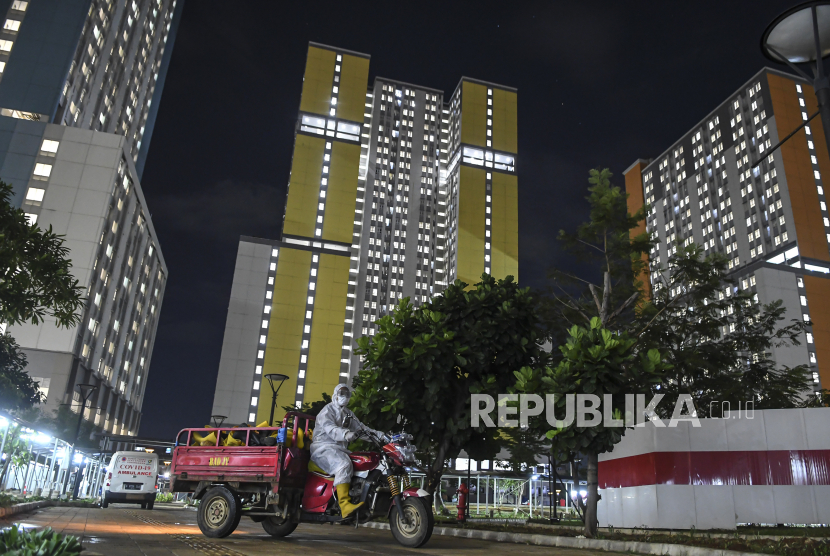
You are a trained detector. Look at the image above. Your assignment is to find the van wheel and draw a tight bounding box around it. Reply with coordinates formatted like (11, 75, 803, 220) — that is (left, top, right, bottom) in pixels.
(101, 498, 108, 509)
(147, 501, 154, 510)
(262, 516, 298, 537)
(197, 486, 240, 538)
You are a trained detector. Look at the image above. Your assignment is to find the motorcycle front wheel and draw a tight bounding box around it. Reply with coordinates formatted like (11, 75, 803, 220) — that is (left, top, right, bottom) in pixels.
(389, 497, 434, 548)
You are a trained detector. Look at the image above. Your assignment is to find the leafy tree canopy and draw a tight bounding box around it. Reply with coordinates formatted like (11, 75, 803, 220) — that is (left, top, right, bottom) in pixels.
(351, 274, 545, 493)
(0, 333, 42, 411)
(283, 392, 331, 418)
(637, 244, 814, 417)
(0, 180, 84, 328)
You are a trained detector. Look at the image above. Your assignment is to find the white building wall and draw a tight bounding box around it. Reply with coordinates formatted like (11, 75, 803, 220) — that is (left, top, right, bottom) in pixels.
(210, 239, 271, 425)
(4, 117, 166, 436)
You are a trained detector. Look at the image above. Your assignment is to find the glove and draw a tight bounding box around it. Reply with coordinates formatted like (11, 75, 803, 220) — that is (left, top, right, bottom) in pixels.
(345, 431, 357, 442)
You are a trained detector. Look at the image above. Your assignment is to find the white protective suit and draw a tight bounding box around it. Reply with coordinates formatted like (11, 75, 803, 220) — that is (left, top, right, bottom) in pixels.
(310, 384, 386, 487)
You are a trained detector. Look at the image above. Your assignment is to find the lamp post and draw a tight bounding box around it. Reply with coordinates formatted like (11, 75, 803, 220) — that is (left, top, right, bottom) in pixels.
(762, 2, 830, 162)
(263, 374, 289, 426)
(62, 384, 97, 498)
(211, 415, 228, 428)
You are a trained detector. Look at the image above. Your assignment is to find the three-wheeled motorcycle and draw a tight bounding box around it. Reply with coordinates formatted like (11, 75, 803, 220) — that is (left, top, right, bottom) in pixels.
(169, 411, 434, 548)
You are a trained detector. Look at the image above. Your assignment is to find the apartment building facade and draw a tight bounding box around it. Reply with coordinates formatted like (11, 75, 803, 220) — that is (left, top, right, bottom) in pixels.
(211, 43, 519, 425)
(624, 67, 830, 391)
(1, 0, 181, 435)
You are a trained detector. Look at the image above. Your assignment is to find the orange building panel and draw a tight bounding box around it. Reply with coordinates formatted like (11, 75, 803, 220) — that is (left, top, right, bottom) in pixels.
(767, 73, 830, 262)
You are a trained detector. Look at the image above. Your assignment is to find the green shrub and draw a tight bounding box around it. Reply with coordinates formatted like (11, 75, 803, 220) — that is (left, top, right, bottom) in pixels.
(0, 524, 81, 555)
(154, 492, 174, 503)
(0, 494, 46, 508)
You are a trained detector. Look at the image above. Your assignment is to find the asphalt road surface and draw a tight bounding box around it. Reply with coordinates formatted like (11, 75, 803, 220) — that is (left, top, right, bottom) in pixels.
(7, 504, 620, 555)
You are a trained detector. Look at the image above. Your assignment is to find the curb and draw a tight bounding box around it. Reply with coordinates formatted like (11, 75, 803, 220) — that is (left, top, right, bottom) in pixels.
(360, 521, 769, 556)
(0, 500, 98, 518)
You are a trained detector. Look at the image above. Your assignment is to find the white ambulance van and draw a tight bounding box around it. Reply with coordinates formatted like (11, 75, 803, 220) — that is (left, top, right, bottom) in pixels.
(102, 451, 159, 509)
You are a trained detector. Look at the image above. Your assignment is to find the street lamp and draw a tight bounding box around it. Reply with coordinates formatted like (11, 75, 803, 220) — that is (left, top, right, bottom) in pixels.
(762, 2, 830, 162)
(263, 374, 289, 426)
(63, 383, 97, 499)
(210, 415, 227, 427)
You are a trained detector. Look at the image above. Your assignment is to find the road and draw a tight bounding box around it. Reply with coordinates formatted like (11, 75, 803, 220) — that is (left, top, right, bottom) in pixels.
(6, 503, 620, 555)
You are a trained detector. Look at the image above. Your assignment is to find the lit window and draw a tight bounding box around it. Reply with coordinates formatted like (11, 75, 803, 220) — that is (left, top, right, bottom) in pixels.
(24, 212, 37, 224)
(40, 139, 59, 153)
(0, 40, 12, 52)
(11, 1, 28, 11)
(0, 61, 5, 73)
(25, 187, 45, 202)
(297, 385, 304, 394)
(253, 381, 260, 390)
(33, 163, 52, 178)
(3, 19, 20, 31)
(251, 396, 258, 406)
(249, 413, 256, 422)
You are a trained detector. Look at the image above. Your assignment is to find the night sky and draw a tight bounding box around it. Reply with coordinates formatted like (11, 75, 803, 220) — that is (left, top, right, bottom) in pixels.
(137, 0, 792, 438)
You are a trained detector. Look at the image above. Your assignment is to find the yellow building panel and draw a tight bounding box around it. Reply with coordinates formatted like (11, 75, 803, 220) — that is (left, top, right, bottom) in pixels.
(322, 141, 361, 243)
(284, 135, 326, 238)
(299, 46, 336, 117)
(457, 166, 486, 287)
(461, 81, 487, 148)
(304, 254, 351, 406)
(257, 248, 312, 425)
(492, 89, 518, 154)
(491, 172, 519, 282)
(337, 54, 370, 123)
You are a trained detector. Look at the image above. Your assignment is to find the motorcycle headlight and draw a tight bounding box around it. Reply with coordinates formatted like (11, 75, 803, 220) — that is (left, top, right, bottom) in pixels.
(398, 445, 417, 464)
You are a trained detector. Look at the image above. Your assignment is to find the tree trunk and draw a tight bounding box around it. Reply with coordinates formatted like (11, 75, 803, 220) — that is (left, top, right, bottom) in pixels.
(584, 451, 599, 538)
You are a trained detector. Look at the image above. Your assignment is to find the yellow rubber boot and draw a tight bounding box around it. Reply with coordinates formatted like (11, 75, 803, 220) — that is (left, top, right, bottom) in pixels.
(336, 483, 364, 518)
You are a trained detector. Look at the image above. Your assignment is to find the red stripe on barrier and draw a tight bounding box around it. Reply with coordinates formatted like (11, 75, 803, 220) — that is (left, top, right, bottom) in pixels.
(598, 450, 830, 488)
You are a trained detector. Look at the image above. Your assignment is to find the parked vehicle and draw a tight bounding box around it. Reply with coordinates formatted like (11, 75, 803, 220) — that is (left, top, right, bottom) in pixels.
(102, 451, 159, 509)
(169, 411, 434, 548)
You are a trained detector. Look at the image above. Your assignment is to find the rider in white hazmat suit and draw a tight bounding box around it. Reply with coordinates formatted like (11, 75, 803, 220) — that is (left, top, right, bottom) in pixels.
(310, 384, 388, 517)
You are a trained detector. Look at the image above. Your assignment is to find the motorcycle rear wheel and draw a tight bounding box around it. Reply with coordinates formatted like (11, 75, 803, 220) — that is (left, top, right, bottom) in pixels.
(262, 516, 298, 537)
(390, 497, 433, 548)
(197, 486, 241, 538)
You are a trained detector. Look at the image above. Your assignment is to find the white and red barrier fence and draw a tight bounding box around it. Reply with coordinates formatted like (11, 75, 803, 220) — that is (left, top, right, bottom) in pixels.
(597, 408, 830, 529)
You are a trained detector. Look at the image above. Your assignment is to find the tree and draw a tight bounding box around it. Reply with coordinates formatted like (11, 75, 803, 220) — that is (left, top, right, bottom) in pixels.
(529, 167, 815, 536)
(541, 168, 651, 342)
(0, 333, 42, 411)
(282, 392, 331, 417)
(351, 274, 544, 496)
(637, 244, 814, 417)
(513, 319, 668, 537)
(0, 181, 84, 328)
(520, 168, 666, 537)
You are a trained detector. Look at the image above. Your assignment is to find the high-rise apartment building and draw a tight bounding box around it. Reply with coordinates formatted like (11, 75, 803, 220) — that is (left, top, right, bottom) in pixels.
(211, 43, 518, 425)
(625, 67, 830, 391)
(2, 0, 181, 435)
